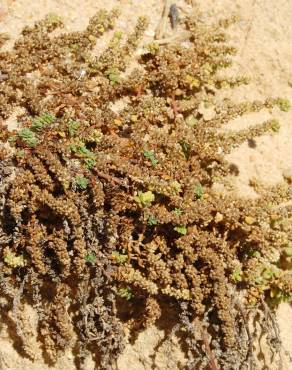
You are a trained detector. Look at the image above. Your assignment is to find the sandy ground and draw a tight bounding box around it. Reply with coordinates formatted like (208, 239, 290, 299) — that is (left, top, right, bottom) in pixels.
(0, 0, 291, 369)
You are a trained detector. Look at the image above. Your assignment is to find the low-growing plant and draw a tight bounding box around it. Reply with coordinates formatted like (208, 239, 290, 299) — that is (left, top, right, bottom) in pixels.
(85, 252, 96, 265)
(0, 7, 290, 370)
(147, 214, 158, 226)
(105, 67, 120, 85)
(31, 113, 55, 131)
(174, 225, 187, 235)
(143, 150, 158, 167)
(117, 287, 133, 300)
(18, 128, 38, 147)
(276, 98, 291, 112)
(67, 120, 80, 137)
(112, 251, 128, 264)
(194, 183, 204, 199)
(173, 208, 183, 216)
(75, 175, 89, 190)
(134, 190, 155, 207)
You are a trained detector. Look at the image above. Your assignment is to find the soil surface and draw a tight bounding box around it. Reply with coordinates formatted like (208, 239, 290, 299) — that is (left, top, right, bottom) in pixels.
(0, 0, 291, 369)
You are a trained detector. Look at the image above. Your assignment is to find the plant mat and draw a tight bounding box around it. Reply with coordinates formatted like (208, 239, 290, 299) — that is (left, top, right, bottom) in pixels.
(0, 3, 291, 370)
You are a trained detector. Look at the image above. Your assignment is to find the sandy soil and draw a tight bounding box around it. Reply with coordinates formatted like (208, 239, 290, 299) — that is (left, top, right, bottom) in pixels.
(0, 0, 291, 369)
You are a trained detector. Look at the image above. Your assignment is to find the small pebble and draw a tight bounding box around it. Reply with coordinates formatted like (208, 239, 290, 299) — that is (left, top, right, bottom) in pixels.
(169, 3, 180, 29)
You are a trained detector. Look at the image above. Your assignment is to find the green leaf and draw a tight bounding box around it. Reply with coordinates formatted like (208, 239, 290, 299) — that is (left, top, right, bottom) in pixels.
(231, 267, 242, 282)
(173, 208, 183, 216)
(117, 287, 133, 300)
(8, 135, 17, 142)
(143, 150, 158, 167)
(69, 143, 96, 159)
(134, 191, 155, 207)
(147, 214, 158, 226)
(88, 129, 103, 143)
(69, 144, 78, 152)
(269, 119, 280, 133)
(31, 113, 55, 131)
(170, 181, 182, 193)
(105, 67, 120, 85)
(68, 120, 80, 137)
(112, 251, 128, 264)
(194, 183, 204, 199)
(261, 267, 276, 280)
(276, 98, 291, 112)
(45, 13, 62, 27)
(179, 140, 191, 160)
(113, 31, 123, 40)
(174, 225, 187, 235)
(78, 145, 94, 157)
(85, 252, 96, 264)
(16, 150, 26, 158)
(75, 175, 89, 190)
(69, 143, 96, 170)
(84, 158, 96, 170)
(4, 253, 25, 268)
(18, 128, 38, 147)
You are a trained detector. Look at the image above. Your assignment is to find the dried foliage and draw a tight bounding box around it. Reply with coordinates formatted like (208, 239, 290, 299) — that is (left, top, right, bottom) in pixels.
(0, 8, 291, 370)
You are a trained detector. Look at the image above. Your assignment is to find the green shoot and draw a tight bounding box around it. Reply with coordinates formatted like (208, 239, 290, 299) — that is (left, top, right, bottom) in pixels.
(117, 287, 133, 300)
(147, 214, 158, 226)
(18, 128, 38, 147)
(179, 140, 191, 160)
(112, 251, 128, 264)
(105, 67, 120, 85)
(31, 113, 55, 131)
(85, 252, 96, 265)
(143, 150, 158, 167)
(174, 225, 187, 235)
(276, 98, 291, 112)
(194, 183, 204, 199)
(75, 175, 89, 190)
(68, 120, 80, 137)
(173, 208, 183, 216)
(134, 191, 155, 207)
